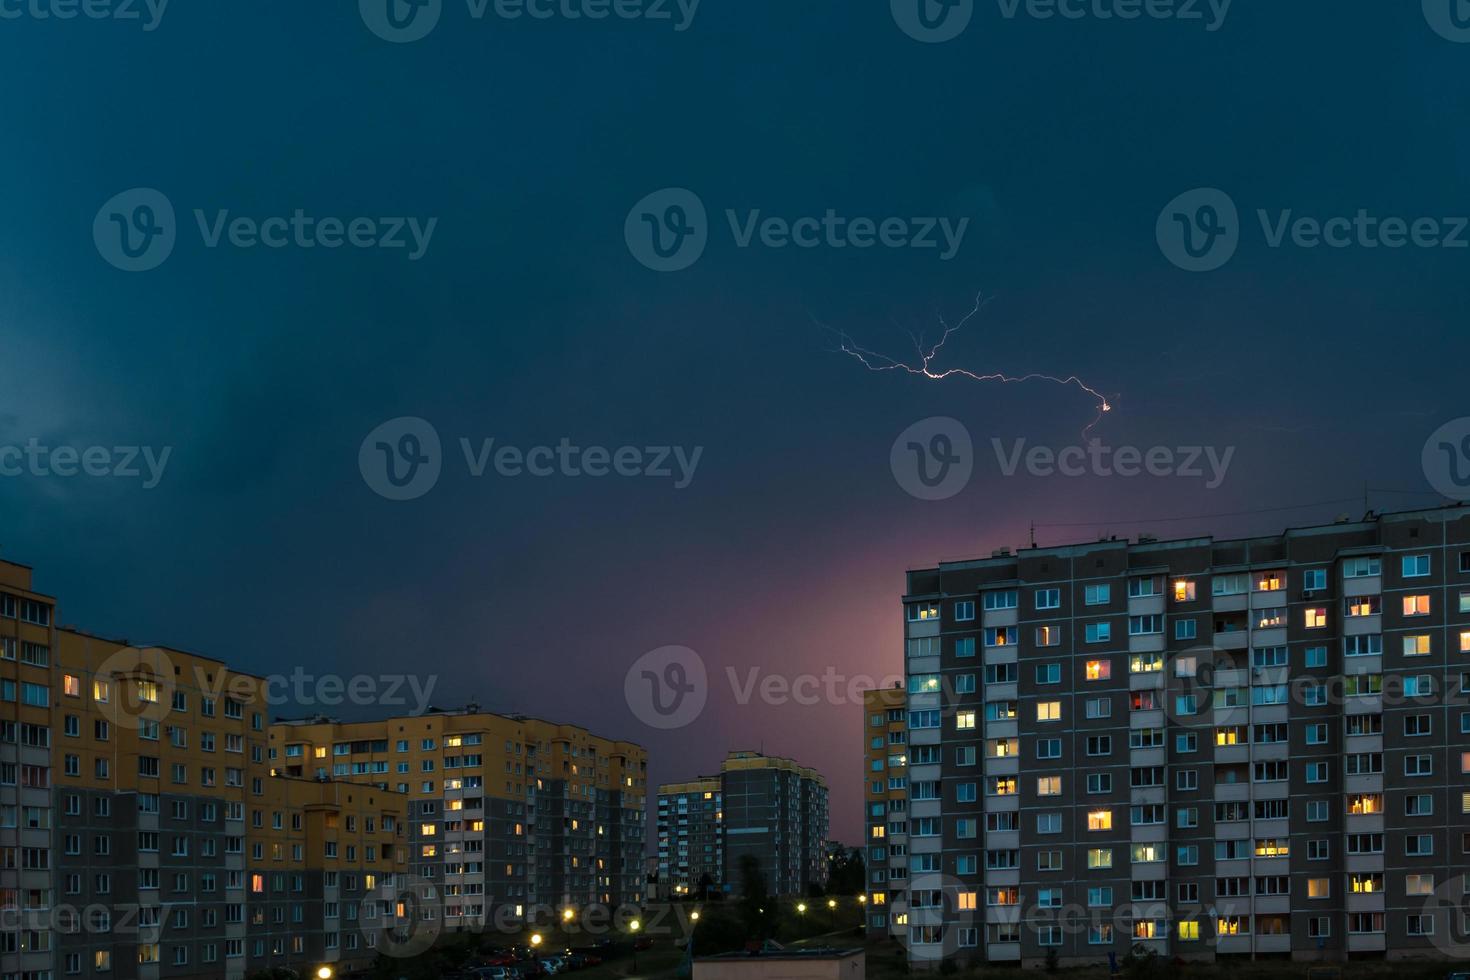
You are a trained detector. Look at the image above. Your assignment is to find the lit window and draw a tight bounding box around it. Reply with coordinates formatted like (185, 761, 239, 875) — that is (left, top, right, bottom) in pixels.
(63, 675, 81, 697)
(1404, 634, 1431, 656)
(1173, 579, 1195, 602)
(1304, 608, 1327, 629)
(1404, 595, 1431, 616)
(1178, 921, 1200, 941)
(1086, 848, 1112, 869)
(1087, 809, 1112, 831)
(1085, 660, 1110, 681)
(1037, 701, 1061, 722)
(1307, 878, 1330, 898)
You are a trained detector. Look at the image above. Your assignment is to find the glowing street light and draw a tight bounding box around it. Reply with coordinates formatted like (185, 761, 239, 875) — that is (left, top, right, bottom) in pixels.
(690, 911, 701, 922)
(316, 968, 334, 980)
(827, 899, 837, 909)
(530, 934, 544, 948)
(563, 908, 576, 922)
(797, 903, 807, 914)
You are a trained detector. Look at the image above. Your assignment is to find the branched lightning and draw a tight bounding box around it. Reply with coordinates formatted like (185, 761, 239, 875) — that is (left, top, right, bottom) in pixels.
(818, 292, 1114, 437)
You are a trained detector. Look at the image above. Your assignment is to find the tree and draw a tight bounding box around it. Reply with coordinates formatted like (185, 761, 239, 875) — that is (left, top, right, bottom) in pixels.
(737, 855, 776, 941)
(825, 848, 866, 896)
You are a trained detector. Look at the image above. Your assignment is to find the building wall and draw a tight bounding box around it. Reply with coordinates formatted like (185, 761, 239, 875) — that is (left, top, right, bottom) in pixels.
(1, 559, 411, 980)
(720, 752, 828, 897)
(863, 686, 907, 939)
(269, 712, 647, 930)
(656, 777, 723, 895)
(903, 507, 1470, 965)
(1, 560, 60, 980)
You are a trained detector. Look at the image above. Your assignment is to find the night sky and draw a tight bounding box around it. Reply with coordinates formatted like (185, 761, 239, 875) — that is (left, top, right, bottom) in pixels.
(2, 1, 1468, 844)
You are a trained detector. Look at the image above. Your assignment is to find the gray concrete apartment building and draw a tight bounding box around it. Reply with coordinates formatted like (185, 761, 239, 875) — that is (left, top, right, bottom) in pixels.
(900, 505, 1470, 966)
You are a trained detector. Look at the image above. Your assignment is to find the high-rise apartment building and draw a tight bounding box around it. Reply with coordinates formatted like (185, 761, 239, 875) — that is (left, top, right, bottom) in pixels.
(1, 556, 413, 980)
(903, 506, 1470, 966)
(863, 685, 908, 940)
(655, 777, 723, 897)
(1, 559, 59, 980)
(657, 752, 828, 898)
(269, 711, 647, 928)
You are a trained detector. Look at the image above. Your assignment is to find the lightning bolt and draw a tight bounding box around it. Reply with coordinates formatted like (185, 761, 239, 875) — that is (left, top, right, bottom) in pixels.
(818, 292, 1114, 437)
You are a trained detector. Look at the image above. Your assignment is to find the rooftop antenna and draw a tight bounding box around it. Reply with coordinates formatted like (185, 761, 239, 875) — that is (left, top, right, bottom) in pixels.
(1029, 521, 1037, 549)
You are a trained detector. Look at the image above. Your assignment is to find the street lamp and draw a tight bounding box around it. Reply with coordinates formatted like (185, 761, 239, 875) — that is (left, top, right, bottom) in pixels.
(530, 933, 543, 949)
(629, 919, 643, 972)
(690, 911, 701, 922)
(796, 902, 807, 914)
(316, 968, 334, 980)
(563, 908, 576, 923)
